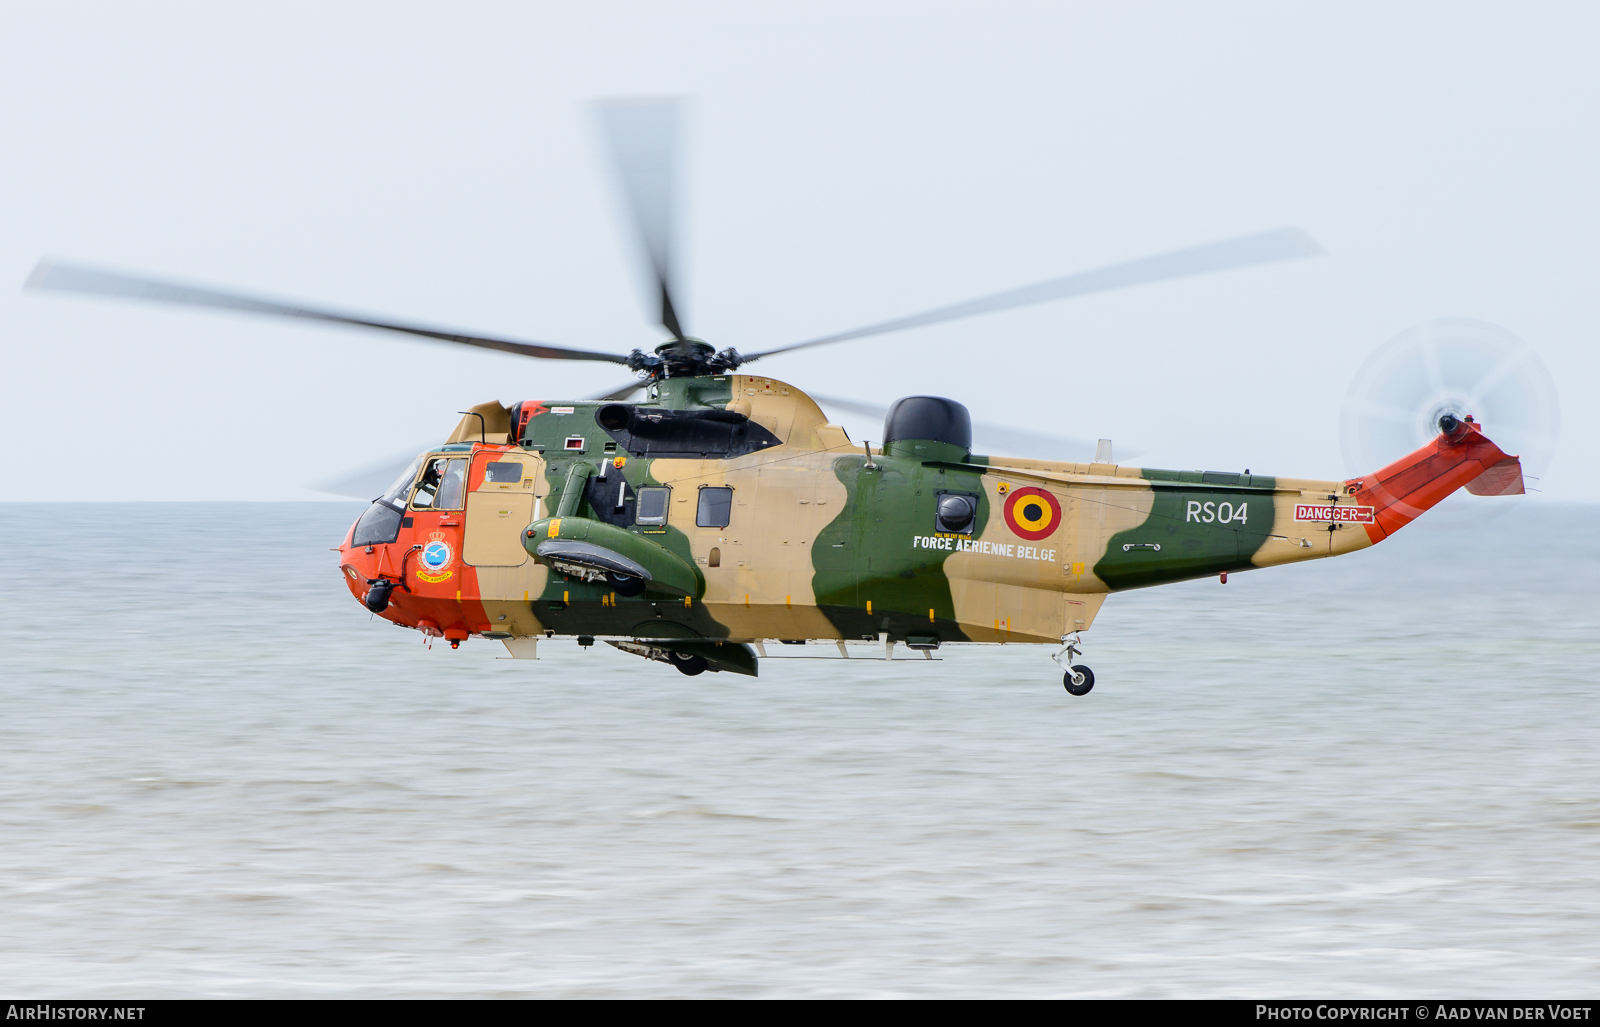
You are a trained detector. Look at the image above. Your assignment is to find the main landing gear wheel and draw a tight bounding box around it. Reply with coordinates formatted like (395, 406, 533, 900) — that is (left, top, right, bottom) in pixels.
(1063, 665, 1095, 696)
(608, 572, 646, 597)
(1054, 634, 1094, 696)
(669, 651, 708, 676)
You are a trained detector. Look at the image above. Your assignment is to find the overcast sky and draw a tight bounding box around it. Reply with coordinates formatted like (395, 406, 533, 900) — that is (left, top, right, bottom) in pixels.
(3, 2, 1595, 502)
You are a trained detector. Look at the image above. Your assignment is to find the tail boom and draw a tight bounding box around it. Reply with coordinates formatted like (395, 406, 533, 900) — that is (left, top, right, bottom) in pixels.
(1345, 418, 1522, 542)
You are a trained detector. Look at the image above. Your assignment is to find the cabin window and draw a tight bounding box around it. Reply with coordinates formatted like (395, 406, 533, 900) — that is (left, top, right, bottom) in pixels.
(696, 486, 733, 528)
(412, 457, 467, 510)
(484, 461, 523, 484)
(635, 486, 671, 526)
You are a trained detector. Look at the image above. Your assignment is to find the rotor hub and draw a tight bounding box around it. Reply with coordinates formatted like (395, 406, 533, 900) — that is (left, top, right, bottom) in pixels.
(626, 337, 746, 380)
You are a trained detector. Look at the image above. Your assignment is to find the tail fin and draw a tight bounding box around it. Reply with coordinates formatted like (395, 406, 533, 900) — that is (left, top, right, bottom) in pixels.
(1344, 418, 1522, 542)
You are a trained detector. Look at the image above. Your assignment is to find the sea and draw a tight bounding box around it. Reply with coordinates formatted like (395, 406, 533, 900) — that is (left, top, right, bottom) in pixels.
(2, 501, 1596, 998)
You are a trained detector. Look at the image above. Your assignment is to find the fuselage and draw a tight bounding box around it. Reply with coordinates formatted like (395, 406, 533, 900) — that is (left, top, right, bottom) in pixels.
(337, 374, 1515, 658)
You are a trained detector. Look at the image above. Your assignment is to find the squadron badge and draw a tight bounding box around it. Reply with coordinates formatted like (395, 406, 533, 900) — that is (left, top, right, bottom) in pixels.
(416, 533, 454, 583)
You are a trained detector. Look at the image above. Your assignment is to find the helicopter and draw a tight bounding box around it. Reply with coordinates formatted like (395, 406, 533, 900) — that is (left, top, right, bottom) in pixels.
(26, 99, 1529, 694)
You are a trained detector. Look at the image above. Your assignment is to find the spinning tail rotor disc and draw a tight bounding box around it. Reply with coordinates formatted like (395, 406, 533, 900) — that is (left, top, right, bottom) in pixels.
(1339, 318, 1560, 528)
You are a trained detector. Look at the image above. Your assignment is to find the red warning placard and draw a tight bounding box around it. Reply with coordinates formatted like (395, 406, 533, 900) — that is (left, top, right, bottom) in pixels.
(1294, 504, 1375, 523)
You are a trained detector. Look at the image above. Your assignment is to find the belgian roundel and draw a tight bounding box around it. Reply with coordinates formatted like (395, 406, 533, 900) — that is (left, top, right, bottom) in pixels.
(1003, 486, 1061, 541)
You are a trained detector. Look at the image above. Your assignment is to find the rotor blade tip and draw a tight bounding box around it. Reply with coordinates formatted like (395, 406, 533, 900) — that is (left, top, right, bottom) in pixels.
(23, 261, 56, 291)
(1286, 228, 1327, 256)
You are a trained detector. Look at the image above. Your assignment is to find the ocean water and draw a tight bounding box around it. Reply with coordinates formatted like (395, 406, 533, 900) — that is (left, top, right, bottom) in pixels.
(1, 501, 1596, 998)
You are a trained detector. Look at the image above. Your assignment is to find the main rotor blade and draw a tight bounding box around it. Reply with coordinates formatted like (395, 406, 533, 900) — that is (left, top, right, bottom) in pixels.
(589, 380, 648, 402)
(26, 261, 631, 365)
(595, 98, 687, 340)
(318, 383, 644, 495)
(312, 447, 431, 501)
(811, 393, 1142, 462)
(745, 228, 1324, 361)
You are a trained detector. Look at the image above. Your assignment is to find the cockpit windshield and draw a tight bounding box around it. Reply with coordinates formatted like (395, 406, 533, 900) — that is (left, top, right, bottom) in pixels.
(352, 454, 424, 548)
(378, 456, 424, 511)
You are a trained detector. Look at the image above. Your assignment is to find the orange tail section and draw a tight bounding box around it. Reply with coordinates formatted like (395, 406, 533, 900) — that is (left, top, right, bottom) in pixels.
(1344, 418, 1523, 543)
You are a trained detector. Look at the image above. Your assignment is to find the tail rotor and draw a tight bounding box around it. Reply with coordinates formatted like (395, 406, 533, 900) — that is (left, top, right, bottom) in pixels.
(1339, 318, 1560, 529)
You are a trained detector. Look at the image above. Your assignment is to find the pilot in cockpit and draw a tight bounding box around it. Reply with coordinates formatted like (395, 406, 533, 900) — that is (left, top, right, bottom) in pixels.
(411, 457, 466, 510)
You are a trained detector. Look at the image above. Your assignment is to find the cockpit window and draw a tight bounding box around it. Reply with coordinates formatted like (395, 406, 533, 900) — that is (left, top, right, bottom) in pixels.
(411, 457, 467, 510)
(436, 460, 466, 509)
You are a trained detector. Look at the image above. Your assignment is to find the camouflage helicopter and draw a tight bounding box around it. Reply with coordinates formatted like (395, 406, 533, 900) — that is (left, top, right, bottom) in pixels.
(27, 99, 1529, 694)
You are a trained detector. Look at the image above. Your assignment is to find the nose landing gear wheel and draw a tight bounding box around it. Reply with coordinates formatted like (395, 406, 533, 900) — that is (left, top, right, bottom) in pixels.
(1063, 665, 1094, 696)
(669, 651, 708, 676)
